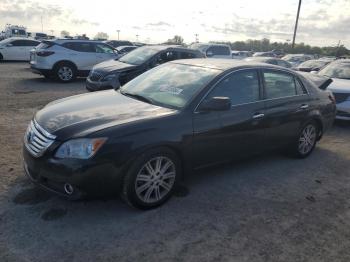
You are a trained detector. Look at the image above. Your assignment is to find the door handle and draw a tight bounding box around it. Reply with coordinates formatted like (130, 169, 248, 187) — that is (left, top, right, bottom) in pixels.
(300, 104, 309, 109)
(252, 113, 265, 119)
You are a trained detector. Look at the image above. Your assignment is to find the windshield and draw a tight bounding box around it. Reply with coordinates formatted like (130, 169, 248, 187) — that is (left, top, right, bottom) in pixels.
(283, 55, 303, 62)
(120, 63, 220, 109)
(319, 62, 350, 79)
(298, 60, 327, 68)
(118, 46, 160, 65)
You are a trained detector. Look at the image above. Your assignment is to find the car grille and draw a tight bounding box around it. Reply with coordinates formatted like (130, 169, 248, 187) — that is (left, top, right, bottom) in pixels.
(89, 70, 104, 81)
(24, 119, 56, 157)
(333, 93, 349, 104)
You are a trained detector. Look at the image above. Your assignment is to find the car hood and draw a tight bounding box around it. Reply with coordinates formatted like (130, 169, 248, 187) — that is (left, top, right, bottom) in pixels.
(35, 90, 176, 140)
(326, 78, 350, 93)
(93, 59, 137, 73)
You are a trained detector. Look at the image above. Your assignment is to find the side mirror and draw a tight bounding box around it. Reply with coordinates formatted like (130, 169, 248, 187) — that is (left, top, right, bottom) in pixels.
(6, 43, 13, 47)
(206, 50, 214, 57)
(113, 78, 121, 90)
(310, 70, 318, 74)
(198, 97, 231, 111)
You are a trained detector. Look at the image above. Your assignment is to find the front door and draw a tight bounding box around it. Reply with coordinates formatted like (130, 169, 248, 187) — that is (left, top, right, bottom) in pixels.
(192, 69, 266, 168)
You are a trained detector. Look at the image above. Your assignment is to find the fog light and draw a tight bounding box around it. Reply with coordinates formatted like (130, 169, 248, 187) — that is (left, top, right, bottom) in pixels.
(64, 183, 74, 195)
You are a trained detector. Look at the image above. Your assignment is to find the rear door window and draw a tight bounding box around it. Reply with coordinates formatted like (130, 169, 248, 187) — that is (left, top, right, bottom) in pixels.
(263, 71, 303, 99)
(62, 42, 94, 52)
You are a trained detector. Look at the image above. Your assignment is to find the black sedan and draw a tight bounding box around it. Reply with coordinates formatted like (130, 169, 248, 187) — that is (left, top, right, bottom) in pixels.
(86, 45, 204, 91)
(23, 59, 336, 209)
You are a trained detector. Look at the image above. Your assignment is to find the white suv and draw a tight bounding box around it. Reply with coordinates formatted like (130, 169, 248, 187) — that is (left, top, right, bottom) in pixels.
(0, 37, 40, 61)
(30, 39, 119, 82)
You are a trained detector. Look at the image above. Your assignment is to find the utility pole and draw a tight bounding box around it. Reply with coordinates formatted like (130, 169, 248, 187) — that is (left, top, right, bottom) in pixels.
(40, 15, 43, 32)
(292, 0, 302, 48)
(116, 29, 120, 40)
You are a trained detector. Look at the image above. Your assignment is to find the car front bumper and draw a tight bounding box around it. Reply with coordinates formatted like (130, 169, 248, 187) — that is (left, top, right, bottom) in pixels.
(336, 100, 350, 120)
(86, 77, 116, 91)
(23, 146, 124, 199)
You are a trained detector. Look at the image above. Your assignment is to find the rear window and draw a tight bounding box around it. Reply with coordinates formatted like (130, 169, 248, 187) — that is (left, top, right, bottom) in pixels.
(36, 41, 54, 49)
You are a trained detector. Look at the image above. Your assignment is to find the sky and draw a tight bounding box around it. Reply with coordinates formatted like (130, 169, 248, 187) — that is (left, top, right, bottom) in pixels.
(0, 0, 349, 48)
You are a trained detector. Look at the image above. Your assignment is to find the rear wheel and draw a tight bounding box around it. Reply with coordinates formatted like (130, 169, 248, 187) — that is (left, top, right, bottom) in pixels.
(121, 148, 181, 209)
(292, 121, 318, 158)
(54, 62, 77, 82)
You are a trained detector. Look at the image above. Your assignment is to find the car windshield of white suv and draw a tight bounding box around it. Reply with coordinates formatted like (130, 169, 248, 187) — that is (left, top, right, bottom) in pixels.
(119, 63, 220, 109)
(319, 63, 350, 79)
(118, 47, 160, 65)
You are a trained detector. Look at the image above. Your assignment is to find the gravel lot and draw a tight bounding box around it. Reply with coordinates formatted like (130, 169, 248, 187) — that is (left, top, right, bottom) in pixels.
(0, 62, 350, 262)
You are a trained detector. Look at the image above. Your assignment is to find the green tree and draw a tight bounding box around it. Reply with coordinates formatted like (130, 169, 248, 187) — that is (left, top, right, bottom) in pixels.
(94, 32, 109, 40)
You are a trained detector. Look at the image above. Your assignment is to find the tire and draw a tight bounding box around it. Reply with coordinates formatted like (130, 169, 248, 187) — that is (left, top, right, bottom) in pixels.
(121, 147, 181, 210)
(291, 121, 318, 158)
(54, 62, 77, 82)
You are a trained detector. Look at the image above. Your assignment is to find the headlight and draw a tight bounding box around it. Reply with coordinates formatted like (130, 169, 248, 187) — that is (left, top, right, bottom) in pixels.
(55, 138, 107, 159)
(102, 74, 117, 81)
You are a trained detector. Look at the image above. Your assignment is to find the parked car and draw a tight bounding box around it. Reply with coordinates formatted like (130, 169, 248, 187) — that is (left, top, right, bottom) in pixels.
(296, 59, 330, 72)
(32, 32, 48, 40)
(244, 57, 292, 68)
(252, 52, 276, 57)
(116, 45, 138, 55)
(0, 37, 40, 61)
(105, 40, 134, 48)
(30, 39, 119, 82)
(190, 43, 232, 58)
(282, 54, 313, 68)
(23, 59, 336, 209)
(231, 51, 252, 60)
(86, 45, 204, 91)
(318, 60, 350, 120)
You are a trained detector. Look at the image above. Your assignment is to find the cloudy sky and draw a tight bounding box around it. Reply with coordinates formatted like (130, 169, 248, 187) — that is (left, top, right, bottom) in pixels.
(0, 0, 349, 47)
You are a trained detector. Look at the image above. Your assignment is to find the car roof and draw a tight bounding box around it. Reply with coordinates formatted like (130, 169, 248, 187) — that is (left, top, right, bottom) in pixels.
(51, 39, 104, 44)
(170, 58, 290, 71)
(7, 37, 37, 41)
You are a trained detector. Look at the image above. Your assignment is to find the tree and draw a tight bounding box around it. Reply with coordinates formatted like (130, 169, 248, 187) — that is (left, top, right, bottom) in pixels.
(60, 30, 70, 38)
(164, 35, 184, 45)
(94, 32, 109, 40)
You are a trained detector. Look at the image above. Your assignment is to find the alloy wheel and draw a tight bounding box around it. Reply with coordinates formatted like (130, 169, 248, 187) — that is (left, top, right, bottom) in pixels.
(298, 124, 316, 155)
(58, 66, 73, 81)
(135, 156, 176, 204)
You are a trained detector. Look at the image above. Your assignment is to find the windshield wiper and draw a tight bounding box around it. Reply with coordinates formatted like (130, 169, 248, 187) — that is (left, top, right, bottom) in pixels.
(120, 90, 154, 104)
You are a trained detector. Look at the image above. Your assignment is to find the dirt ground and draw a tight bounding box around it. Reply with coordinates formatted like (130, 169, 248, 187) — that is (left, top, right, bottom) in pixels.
(0, 62, 350, 262)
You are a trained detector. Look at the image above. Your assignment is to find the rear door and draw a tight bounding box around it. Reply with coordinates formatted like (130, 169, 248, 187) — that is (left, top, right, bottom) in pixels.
(62, 42, 96, 70)
(22, 40, 40, 60)
(261, 69, 311, 147)
(192, 69, 266, 167)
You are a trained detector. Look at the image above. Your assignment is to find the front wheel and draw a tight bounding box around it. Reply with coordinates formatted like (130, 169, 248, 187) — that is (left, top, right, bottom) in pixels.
(121, 148, 181, 209)
(292, 122, 318, 158)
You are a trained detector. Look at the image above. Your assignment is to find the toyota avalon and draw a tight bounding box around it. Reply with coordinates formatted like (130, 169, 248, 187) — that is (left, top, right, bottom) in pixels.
(23, 59, 336, 209)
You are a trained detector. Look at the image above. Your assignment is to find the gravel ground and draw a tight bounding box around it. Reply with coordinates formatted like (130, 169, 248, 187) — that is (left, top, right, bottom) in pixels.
(0, 62, 350, 262)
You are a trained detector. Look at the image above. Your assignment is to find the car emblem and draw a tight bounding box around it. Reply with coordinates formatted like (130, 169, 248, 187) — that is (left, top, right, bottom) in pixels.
(27, 129, 34, 143)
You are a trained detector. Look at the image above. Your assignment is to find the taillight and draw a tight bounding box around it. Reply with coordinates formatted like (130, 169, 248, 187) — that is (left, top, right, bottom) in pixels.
(328, 93, 336, 104)
(36, 51, 55, 57)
